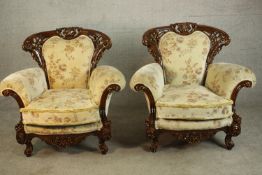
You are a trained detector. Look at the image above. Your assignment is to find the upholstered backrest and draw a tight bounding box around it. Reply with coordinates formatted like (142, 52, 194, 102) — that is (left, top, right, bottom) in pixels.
(143, 23, 230, 87)
(22, 27, 112, 89)
(159, 31, 210, 86)
(42, 35, 94, 89)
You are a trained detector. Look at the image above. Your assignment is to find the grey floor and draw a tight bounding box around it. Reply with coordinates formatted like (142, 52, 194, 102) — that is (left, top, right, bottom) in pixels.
(0, 98, 261, 175)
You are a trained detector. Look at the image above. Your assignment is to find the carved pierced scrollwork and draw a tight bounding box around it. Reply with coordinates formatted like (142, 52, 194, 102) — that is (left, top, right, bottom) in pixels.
(56, 27, 82, 39)
(170, 22, 197, 35)
(170, 130, 218, 144)
(89, 32, 112, 72)
(37, 133, 90, 148)
(22, 35, 47, 68)
(205, 30, 230, 65)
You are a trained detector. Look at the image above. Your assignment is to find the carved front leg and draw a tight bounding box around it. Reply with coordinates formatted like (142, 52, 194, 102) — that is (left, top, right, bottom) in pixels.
(97, 119, 111, 154)
(24, 137, 33, 157)
(15, 122, 34, 157)
(225, 113, 241, 150)
(15, 122, 27, 144)
(145, 117, 159, 152)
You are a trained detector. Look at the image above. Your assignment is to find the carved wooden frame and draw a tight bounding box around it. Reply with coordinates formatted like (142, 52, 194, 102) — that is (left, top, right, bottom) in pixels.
(2, 27, 119, 156)
(138, 22, 252, 152)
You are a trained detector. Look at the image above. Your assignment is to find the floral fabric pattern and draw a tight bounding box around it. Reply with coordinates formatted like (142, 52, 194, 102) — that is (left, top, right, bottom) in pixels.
(157, 85, 233, 108)
(89, 66, 126, 105)
(155, 117, 233, 131)
(24, 121, 102, 135)
(205, 63, 256, 98)
(0, 68, 47, 106)
(156, 85, 233, 120)
(21, 89, 101, 126)
(157, 105, 232, 121)
(130, 63, 165, 101)
(42, 35, 94, 89)
(159, 31, 210, 86)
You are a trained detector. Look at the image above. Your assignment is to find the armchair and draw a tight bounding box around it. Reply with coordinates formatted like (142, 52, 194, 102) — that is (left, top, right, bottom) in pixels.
(130, 23, 256, 152)
(0, 27, 125, 156)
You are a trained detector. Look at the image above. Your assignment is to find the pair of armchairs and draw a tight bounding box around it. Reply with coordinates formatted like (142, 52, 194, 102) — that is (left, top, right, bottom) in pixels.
(0, 23, 256, 157)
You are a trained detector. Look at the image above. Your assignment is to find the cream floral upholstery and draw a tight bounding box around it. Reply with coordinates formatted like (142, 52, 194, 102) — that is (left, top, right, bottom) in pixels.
(159, 31, 210, 86)
(42, 35, 94, 89)
(205, 63, 256, 98)
(155, 117, 233, 131)
(156, 85, 233, 121)
(89, 65, 126, 105)
(24, 122, 102, 135)
(20, 89, 101, 126)
(0, 68, 47, 106)
(130, 63, 164, 101)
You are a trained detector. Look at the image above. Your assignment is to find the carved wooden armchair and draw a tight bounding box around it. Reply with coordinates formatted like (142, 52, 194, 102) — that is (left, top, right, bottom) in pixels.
(0, 27, 125, 156)
(130, 23, 256, 152)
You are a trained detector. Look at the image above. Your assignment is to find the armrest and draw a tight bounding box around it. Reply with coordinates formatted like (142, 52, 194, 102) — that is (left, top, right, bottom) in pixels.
(0, 68, 48, 106)
(205, 63, 256, 99)
(88, 65, 126, 105)
(130, 63, 164, 101)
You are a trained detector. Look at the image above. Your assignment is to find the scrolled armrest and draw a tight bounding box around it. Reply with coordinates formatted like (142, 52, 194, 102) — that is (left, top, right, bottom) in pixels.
(130, 63, 164, 101)
(205, 63, 256, 99)
(88, 65, 126, 105)
(0, 68, 48, 106)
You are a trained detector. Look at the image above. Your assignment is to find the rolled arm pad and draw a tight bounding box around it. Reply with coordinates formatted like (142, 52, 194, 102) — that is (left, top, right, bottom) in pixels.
(130, 63, 164, 101)
(0, 68, 48, 106)
(88, 65, 126, 105)
(205, 63, 256, 99)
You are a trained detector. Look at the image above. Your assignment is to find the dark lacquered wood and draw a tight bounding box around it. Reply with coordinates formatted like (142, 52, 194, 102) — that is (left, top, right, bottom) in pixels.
(138, 23, 251, 152)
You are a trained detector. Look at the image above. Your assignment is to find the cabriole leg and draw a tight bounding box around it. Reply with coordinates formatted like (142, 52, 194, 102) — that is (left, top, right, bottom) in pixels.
(145, 117, 159, 152)
(97, 119, 111, 155)
(225, 113, 241, 150)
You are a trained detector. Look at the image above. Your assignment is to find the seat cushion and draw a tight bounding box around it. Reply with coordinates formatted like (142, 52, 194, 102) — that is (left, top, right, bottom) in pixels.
(156, 85, 233, 120)
(20, 89, 101, 126)
(155, 117, 233, 131)
(24, 122, 102, 135)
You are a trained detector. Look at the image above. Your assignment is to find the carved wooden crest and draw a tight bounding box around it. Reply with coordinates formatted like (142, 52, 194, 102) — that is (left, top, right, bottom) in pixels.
(170, 22, 198, 35)
(56, 27, 82, 39)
